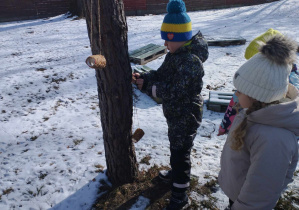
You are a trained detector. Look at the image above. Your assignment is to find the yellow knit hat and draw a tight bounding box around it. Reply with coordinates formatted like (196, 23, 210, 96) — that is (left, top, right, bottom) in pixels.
(244, 28, 283, 60)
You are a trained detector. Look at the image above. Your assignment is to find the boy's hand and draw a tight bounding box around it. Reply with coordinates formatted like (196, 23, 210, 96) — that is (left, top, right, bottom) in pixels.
(136, 78, 144, 90)
(132, 73, 140, 84)
(133, 73, 140, 78)
(132, 73, 143, 90)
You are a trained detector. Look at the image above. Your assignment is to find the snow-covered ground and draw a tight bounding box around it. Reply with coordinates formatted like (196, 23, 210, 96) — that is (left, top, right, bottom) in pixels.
(0, 0, 298, 209)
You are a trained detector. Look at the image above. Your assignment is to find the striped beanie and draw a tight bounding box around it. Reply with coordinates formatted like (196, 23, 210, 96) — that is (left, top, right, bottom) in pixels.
(161, 0, 192, 42)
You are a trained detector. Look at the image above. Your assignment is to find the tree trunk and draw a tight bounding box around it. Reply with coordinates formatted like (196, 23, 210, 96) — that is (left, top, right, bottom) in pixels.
(70, 0, 85, 17)
(84, 0, 138, 186)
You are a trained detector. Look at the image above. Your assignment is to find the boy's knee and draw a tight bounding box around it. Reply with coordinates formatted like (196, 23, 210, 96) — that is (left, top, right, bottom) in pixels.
(169, 134, 194, 151)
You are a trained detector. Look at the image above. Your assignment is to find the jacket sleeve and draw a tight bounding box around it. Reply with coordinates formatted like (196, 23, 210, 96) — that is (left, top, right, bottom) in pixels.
(155, 55, 204, 101)
(232, 128, 298, 210)
(140, 54, 170, 95)
(140, 70, 159, 94)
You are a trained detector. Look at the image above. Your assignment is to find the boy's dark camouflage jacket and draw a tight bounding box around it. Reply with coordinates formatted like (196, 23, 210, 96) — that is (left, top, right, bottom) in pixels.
(141, 31, 209, 119)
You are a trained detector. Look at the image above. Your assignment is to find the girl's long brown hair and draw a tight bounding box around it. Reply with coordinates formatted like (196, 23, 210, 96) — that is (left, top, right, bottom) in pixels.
(231, 100, 279, 150)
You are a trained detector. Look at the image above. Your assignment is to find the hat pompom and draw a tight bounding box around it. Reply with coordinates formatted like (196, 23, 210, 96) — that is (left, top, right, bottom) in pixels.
(259, 35, 297, 65)
(167, 0, 186, 13)
(234, 35, 298, 103)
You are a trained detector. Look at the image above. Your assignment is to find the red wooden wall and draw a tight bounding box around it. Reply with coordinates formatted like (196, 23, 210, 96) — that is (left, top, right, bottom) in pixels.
(0, 0, 71, 22)
(124, 0, 279, 15)
(0, 0, 279, 22)
(124, 0, 147, 11)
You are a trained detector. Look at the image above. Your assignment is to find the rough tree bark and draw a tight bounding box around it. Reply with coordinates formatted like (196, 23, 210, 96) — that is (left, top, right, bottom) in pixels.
(69, 0, 85, 17)
(84, 0, 138, 186)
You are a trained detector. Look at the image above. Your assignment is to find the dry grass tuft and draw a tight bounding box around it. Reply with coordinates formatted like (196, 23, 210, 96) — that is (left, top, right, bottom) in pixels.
(275, 190, 299, 210)
(92, 165, 171, 210)
(92, 168, 299, 210)
(140, 155, 151, 165)
(92, 165, 215, 210)
(3, 188, 14, 195)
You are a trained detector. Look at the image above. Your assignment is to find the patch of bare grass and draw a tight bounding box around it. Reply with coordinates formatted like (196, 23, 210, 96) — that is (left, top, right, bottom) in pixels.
(51, 77, 66, 84)
(23, 185, 46, 197)
(73, 139, 83, 146)
(3, 187, 14, 195)
(92, 165, 211, 210)
(30, 136, 38, 141)
(140, 155, 151, 165)
(38, 172, 48, 180)
(275, 190, 299, 210)
(43, 116, 50, 121)
(92, 165, 171, 210)
(193, 178, 219, 210)
(94, 164, 104, 173)
(36, 68, 47, 72)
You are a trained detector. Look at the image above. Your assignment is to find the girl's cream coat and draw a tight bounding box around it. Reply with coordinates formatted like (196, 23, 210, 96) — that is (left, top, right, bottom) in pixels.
(219, 85, 299, 210)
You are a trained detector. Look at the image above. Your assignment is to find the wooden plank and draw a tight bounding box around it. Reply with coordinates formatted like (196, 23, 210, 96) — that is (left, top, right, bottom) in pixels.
(137, 50, 166, 65)
(207, 91, 234, 112)
(131, 45, 160, 58)
(130, 43, 167, 65)
(210, 92, 233, 100)
(215, 95, 232, 100)
(210, 91, 234, 96)
(209, 98, 230, 105)
(206, 36, 246, 47)
(207, 104, 227, 112)
(209, 91, 234, 101)
(136, 46, 166, 59)
(132, 65, 147, 74)
(129, 43, 156, 57)
(140, 65, 153, 71)
(134, 47, 166, 65)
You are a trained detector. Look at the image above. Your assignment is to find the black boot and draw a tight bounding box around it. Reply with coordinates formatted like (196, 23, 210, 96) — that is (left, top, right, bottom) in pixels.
(165, 187, 190, 210)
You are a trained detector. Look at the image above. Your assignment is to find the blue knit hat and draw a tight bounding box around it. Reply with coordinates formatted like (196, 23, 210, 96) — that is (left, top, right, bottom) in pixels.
(161, 0, 192, 42)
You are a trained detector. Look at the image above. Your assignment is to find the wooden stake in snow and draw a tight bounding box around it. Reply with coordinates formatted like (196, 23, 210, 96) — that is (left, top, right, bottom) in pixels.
(86, 55, 106, 69)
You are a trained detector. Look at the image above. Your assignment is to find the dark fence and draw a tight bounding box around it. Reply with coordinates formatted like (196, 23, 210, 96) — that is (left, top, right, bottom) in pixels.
(0, 0, 71, 22)
(125, 0, 279, 16)
(0, 0, 279, 22)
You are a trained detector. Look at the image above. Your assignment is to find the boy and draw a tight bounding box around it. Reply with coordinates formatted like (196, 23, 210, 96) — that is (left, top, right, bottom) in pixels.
(132, 0, 208, 209)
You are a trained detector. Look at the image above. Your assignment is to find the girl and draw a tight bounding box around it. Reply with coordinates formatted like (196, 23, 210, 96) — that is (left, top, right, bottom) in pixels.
(218, 28, 299, 136)
(218, 35, 299, 210)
